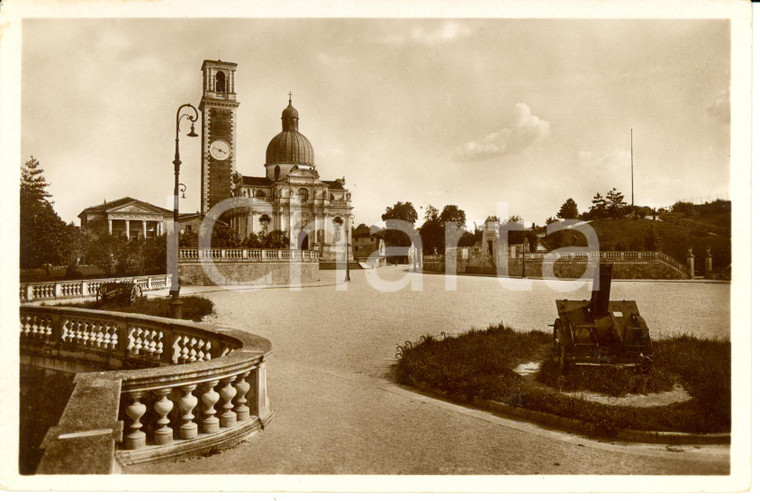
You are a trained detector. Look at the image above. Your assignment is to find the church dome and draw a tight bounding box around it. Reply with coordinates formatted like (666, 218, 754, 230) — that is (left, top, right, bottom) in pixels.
(265, 97, 315, 167)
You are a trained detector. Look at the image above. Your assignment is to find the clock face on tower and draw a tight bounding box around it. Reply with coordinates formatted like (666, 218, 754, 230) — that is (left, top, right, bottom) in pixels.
(209, 139, 231, 161)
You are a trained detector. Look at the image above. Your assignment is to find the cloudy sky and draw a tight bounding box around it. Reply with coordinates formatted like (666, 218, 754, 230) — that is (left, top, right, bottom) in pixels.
(21, 18, 730, 228)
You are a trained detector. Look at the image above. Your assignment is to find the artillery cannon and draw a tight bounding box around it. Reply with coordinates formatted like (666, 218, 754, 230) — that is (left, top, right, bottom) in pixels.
(95, 279, 143, 306)
(552, 262, 653, 371)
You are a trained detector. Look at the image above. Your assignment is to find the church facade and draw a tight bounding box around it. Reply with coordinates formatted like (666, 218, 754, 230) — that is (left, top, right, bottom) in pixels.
(199, 59, 353, 263)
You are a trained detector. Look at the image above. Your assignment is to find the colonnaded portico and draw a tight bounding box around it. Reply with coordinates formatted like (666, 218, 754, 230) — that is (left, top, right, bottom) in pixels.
(79, 197, 169, 239)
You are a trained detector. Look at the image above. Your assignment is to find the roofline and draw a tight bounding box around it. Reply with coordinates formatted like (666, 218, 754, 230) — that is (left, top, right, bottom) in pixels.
(201, 59, 238, 69)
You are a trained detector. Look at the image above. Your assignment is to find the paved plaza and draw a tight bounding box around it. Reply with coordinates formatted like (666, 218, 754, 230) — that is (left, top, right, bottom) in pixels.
(131, 267, 730, 475)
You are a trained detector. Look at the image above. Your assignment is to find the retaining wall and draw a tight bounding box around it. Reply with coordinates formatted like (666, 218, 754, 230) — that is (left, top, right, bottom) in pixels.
(179, 261, 319, 286)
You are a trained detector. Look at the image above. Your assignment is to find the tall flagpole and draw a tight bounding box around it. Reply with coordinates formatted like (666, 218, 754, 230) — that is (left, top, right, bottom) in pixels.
(631, 128, 635, 220)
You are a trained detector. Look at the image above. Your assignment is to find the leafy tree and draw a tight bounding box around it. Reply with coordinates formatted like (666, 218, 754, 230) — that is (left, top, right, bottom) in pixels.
(142, 234, 167, 274)
(211, 223, 240, 248)
(556, 198, 579, 220)
(440, 205, 467, 229)
(243, 232, 262, 248)
(258, 213, 271, 232)
(380, 202, 417, 254)
(261, 229, 289, 249)
(588, 192, 608, 220)
(382, 201, 418, 224)
(179, 229, 199, 248)
(605, 187, 627, 219)
(500, 214, 527, 245)
(85, 233, 125, 276)
(20, 157, 71, 269)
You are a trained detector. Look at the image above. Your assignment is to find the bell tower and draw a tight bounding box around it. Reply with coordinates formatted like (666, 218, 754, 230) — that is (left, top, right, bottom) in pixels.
(199, 60, 239, 214)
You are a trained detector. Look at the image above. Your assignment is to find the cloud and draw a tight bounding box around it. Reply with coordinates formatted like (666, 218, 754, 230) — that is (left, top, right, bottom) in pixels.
(454, 103, 549, 162)
(384, 21, 472, 46)
(577, 149, 629, 172)
(707, 89, 729, 125)
(317, 52, 353, 67)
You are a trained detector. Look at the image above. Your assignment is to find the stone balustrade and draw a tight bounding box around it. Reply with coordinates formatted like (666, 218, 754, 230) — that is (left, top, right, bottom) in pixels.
(522, 251, 689, 274)
(20, 274, 171, 303)
(20, 305, 273, 473)
(179, 248, 320, 262)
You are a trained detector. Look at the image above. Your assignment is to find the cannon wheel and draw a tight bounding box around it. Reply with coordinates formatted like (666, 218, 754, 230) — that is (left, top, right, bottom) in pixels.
(129, 284, 143, 305)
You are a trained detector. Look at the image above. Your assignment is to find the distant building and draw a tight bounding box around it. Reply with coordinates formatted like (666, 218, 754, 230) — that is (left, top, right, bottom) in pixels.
(78, 197, 171, 238)
(78, 196, 201, 238)
(352, 227, 386, 268)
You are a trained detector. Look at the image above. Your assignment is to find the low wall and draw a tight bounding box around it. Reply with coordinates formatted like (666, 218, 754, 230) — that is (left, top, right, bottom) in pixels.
(179, 261, 319, 286)
(20, 274, 171, 303)
(424, 251, 690, 280)
(20, 305, 274, 473)
(506, 259, 688, 280)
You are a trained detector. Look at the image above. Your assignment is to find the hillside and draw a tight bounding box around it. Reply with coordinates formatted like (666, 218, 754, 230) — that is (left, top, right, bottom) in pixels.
(589, 219, 730, 276)
(541, 202, 731, 277)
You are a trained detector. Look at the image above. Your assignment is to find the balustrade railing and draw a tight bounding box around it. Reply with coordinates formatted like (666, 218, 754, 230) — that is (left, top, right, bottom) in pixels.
(20, 305, 273, 472)
(19, 274, 171, 303)
(179, 248, 319, 263)
(520, 250, 688, 273)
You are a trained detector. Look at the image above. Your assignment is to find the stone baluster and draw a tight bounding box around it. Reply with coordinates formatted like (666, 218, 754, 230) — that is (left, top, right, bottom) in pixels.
(253, 362, 272, 423)
(153, 388, 174, 445)
(200, 380, 220, 434)
(124, 391, 147, 449)
(178, 384, 198, 439)
(233, 371, 251, 421)
(218, 376, 238, 427)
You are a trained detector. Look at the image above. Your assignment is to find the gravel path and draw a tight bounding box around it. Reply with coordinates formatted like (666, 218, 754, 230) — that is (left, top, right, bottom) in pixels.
(128, 267, 729, 475)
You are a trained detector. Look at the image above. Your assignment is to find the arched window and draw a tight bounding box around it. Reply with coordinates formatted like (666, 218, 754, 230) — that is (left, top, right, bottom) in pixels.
(298, 187, 309, 203)
(215, 71, 226, 93)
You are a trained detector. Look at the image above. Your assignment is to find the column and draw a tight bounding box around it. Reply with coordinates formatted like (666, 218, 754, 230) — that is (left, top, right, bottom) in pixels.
(142, 220, 147, 238)
(687, 248, 695, 279)
(108, 219, 113, 235)
(125, 219, 131, 239)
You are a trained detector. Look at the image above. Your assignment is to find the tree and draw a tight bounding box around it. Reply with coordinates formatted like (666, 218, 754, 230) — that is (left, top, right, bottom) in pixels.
(440, 205, 467, 229)
(210, 223, 240, 248)
(588, 192, 607, 220)
(242, 232, 262, 248)
(258, 213, 271, 231)
(261, 229, 289, 249)
(605, 187, 627, 219)
(500, 214, 527, 245)
(556, 198, 579, 220)
(382, 201, 418, 225)
(20, 157, 71, 269)
(380, 202, 417, 254)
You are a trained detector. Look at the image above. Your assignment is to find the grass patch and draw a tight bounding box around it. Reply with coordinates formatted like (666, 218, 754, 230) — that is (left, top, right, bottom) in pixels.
(53, 296, 214, 322)
(395, 324, 730, 435)
(535, 359, 675, 397)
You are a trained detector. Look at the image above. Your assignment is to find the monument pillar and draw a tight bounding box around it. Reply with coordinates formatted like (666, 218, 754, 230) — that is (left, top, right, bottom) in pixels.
(687, 248, 695, 279)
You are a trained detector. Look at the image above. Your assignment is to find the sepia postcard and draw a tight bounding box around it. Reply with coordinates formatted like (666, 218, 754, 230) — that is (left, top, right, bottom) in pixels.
(0, 0, 753, 495)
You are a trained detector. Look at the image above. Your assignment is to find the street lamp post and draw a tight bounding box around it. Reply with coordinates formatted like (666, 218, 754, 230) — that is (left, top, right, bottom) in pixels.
(345, 214, 354, 282)
(169, 103, 199, 319)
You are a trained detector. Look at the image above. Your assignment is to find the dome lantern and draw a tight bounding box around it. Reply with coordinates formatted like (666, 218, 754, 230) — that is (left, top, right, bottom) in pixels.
(266, 95, 315, 167)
